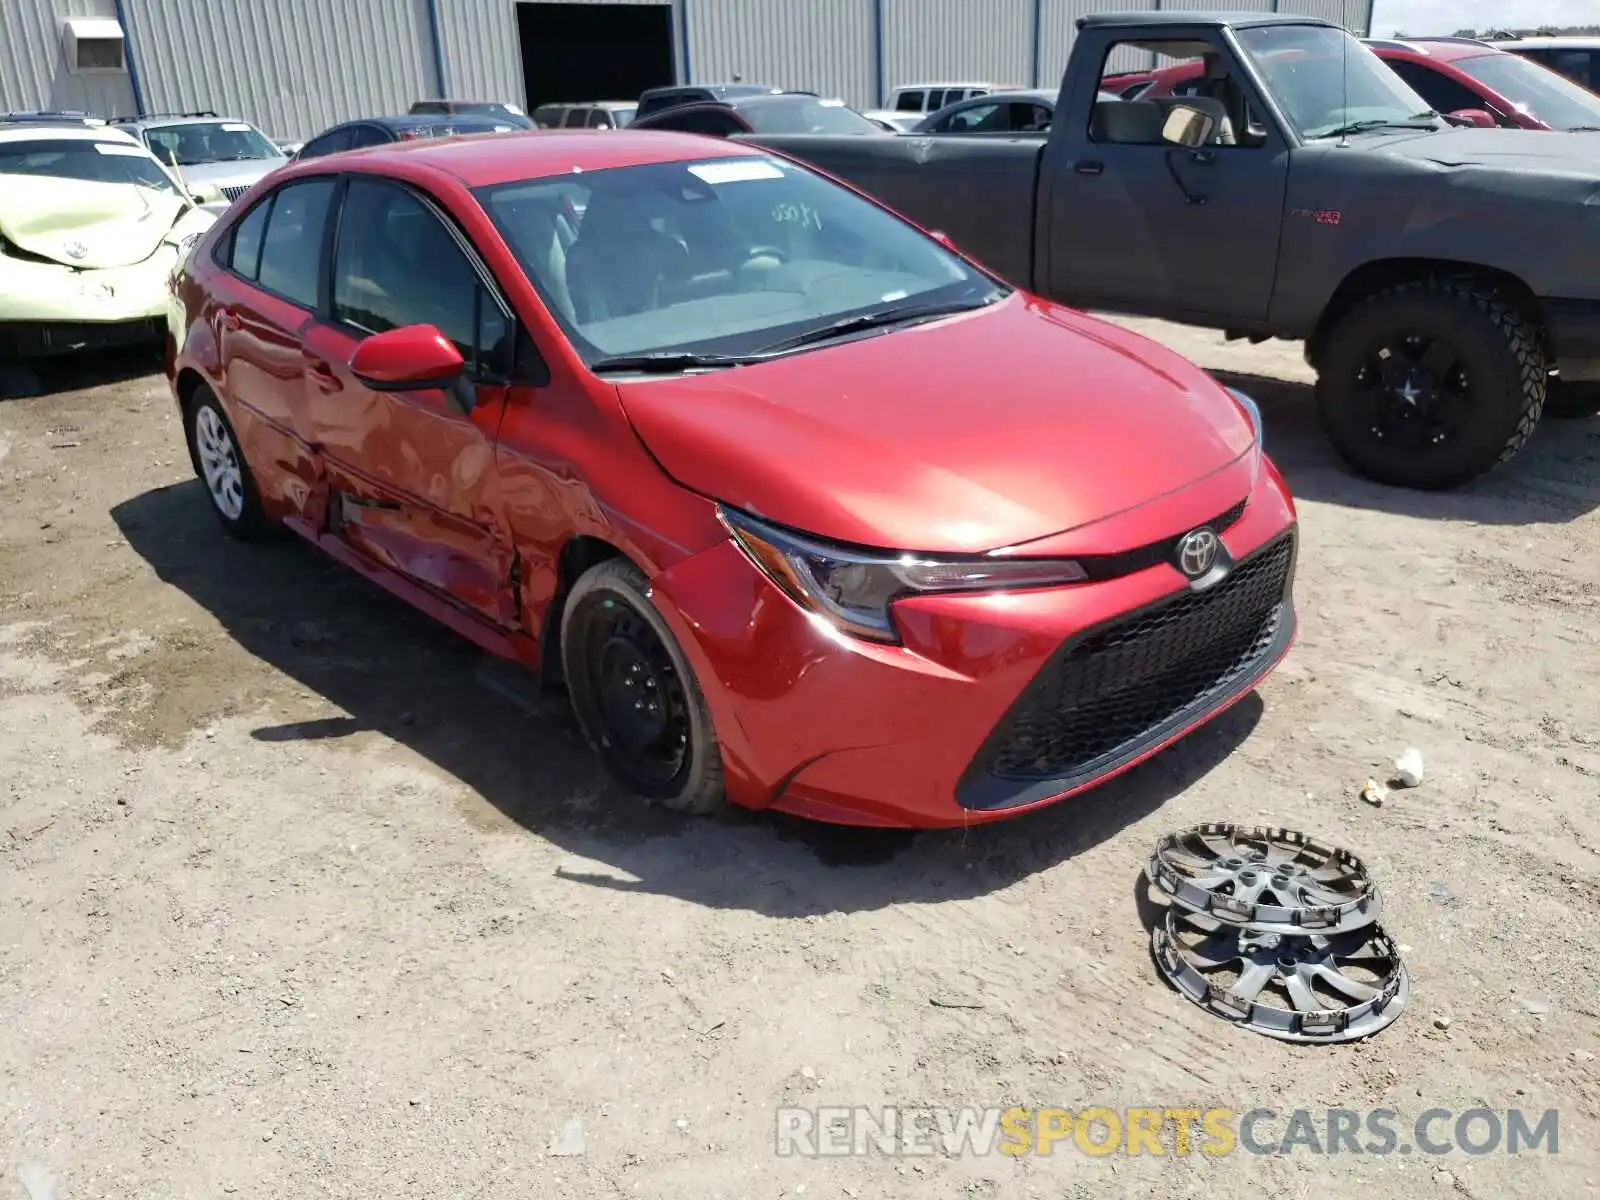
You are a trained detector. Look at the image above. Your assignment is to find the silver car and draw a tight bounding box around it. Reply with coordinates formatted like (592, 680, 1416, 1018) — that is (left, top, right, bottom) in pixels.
(108, 111, 289, 204)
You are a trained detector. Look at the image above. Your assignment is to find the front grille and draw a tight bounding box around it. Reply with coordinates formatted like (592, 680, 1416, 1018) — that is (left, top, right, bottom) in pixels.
(959, 533, 1295, 809)
(220, 185, 251, 202)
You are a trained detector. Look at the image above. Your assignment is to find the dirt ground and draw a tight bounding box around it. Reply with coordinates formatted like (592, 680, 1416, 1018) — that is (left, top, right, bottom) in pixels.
(2, 323, 1597, 1200)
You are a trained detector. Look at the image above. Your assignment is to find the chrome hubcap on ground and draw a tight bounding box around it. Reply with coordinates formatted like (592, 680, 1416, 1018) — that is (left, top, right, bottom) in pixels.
(195, 404, 244, 520)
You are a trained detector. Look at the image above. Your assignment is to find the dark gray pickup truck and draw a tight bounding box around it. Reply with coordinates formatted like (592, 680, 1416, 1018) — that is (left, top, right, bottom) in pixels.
(712, 12, 1600, 490)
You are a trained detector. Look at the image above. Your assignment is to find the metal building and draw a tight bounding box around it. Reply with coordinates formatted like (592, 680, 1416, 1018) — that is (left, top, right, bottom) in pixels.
(2, 0, 1375, 141)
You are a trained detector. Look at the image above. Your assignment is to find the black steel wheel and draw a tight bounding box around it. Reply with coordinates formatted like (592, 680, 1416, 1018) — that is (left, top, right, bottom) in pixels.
(1315, 279, 1545, 490)
(560, 558, 725, 813)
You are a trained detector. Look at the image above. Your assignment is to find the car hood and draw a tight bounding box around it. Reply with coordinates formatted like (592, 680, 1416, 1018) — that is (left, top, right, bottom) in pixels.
(1375, 126, 1600, 171)
(178, 158, 287, 188)
(0, 176, 205, 269)
(616, 296, 1257, 553)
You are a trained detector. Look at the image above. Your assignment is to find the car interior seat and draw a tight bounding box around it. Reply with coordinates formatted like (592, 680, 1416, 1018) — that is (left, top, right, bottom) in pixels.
(563, 187, 691, 324)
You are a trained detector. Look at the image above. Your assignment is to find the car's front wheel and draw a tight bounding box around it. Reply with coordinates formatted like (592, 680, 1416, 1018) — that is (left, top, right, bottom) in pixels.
(560, 558, 726, 814)
(184, 386, 273, 538)
(1315, 279, 1545, 490)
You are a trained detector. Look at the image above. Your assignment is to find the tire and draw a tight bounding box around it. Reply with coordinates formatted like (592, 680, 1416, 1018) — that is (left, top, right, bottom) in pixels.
(1544, 378, 1600, 421)
(183, 386, 274, 539)
(560, 558, 726, 814)
(1314, 279, 1545, 490)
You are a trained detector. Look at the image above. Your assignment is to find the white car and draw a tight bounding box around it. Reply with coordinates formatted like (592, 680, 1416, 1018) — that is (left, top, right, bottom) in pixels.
(0, 120, 216, 358)
(111, 112, 290, 204)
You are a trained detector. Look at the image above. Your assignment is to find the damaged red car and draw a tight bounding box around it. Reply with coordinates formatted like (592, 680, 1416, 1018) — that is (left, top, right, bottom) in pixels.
(166, 130, 1298, 828)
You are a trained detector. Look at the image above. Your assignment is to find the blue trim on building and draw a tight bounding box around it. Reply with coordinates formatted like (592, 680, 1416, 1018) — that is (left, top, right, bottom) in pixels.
(424, 0, 448, 96)
(111, 0, 145, 115)
(680, 0, 693, 83)
(1030, 0, 1043, 88)
(872, 0, 885, 106)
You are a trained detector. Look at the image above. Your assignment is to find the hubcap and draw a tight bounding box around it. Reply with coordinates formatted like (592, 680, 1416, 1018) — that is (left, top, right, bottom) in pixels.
(194, 404, 244, 520)
(1352, 333, 1472, 450)
(582, 598, 689, 789)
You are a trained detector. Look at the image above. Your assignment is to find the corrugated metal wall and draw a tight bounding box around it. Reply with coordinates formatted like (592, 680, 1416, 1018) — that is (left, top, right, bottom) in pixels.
(121, 0, 437, 141)
(880, 0, 1034, 99)
(685, 0, 875, 105)
(0, 0, 135, 115)
(435, 0, 522, 104)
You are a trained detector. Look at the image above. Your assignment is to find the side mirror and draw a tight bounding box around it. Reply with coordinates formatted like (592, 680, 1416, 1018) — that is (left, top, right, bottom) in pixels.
(350, 325, 468, 407)
(189, 181, 224, 205)
(1447, 107, 1497, 129)
(1161, 104, 1217, 148)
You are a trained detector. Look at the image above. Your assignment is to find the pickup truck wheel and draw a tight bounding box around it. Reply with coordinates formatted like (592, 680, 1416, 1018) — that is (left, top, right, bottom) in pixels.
(184, 388, 274, 539)
(1544, 379, 1600, 420)
(560, 559, 727, 815)
(1315, 280, 1545, 490)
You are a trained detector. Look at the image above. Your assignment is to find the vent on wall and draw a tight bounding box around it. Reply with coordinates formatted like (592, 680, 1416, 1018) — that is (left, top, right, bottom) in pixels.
(62, 17, 127, 74)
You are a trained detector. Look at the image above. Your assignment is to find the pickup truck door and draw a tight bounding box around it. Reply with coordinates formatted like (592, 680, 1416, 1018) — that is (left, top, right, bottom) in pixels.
(303, 177, 520, 627)
(1043, 32, 1290, 325)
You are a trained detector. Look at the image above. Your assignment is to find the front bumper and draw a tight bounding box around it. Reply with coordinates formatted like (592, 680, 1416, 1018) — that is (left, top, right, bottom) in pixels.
(649, 459, 1299, 829)
(0, 244, 181, 326)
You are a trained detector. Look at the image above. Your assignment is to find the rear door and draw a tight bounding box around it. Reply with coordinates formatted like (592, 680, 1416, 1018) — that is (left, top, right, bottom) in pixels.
(300, 175, 518, 625)
(206, 178, 338, 526)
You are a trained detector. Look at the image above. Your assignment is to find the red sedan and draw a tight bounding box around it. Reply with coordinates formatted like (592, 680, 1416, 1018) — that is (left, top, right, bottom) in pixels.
(165, 130, 1298, 828)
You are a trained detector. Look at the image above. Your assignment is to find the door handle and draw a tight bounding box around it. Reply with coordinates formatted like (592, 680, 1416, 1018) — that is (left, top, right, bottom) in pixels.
(218, 309, 242, 331)
(1074, 160, 1104, 175)
(306, 359, 343, 393)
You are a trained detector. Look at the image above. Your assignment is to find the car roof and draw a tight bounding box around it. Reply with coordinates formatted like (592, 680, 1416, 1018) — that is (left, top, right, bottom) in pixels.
(895, 81, 1000, 90)
(326, 114, 509, 134)
(945, 88, 1054, 103)
(1077, 10, 1337, 30)
(1490, 36, 1600, 48)
(0, 122, 140, 145)
(282, 128, 765, 188)
(641, 83, 780, 98)
(1363, 37, 1501, 63)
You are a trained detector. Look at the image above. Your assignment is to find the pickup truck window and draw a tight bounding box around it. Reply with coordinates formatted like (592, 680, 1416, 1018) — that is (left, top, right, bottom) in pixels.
(1091, 40, 1246, 147)
(1234, 24, 1436, 139)
(473, 156, 999, 364)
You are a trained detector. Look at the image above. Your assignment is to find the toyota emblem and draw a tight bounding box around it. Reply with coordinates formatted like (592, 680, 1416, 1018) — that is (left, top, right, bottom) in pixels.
(64, 240, 88, 260)
(1176, 527, 1220, 579)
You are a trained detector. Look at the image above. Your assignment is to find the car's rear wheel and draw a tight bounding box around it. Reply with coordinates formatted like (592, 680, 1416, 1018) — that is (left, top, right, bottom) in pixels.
(1315, 280, 1545, 490)
(560, 558, 726, 814)
(184, 387, 272, 538)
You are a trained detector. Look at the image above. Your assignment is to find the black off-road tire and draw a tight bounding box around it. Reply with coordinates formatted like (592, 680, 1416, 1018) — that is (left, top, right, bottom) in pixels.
(183, 386, 275, 539)
(1314, 279, 1545, 490)
(560, 558, 726, 815)
(1544, 378, 1600, 420)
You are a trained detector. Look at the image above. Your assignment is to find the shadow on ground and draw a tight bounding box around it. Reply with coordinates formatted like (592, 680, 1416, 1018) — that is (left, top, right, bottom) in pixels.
(1218, 371, 1600, 526)
(1, 346, 165, 401)
(111, 480, 1262, 916)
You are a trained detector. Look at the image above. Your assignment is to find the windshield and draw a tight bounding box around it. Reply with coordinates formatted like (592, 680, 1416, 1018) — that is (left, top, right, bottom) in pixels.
(145, 121, 282, 165)
(1236, 25, 1435, 138)
(1456, 52, 1600, 130)
(474, 155, 1000, 365)
(0, 139, 181, 195)
(741, 98, 883, 135)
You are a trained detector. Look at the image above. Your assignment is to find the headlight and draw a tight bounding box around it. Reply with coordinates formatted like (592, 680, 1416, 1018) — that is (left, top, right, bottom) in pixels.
(720, 507, 1087, 644)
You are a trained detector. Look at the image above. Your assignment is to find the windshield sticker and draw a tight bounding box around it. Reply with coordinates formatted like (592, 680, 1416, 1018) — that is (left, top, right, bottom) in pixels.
(93, 142, 150, 157)
(221, 122, 252, 132)
(819, 99, 846, 107)
(688, 159, 784, 184)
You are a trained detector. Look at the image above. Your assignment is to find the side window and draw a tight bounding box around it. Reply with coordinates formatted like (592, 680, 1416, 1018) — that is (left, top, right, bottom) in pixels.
(332, 178, 509, 379)
(1091, 39, 1256, 148)
(1383, 60, 1486, 115)
(894, 90, 923, 113)
(661, 108, 742, 136)
(255, 178, 336, 308)
(1011, 101, 1052, 132)
(587, 109, 612, 128)
(942, 102, 1004, 132)
(926, 89, 948, 112)
(346, 124, 391, 149)
(563, 108, 589, 127)
(225, 195, 272, 279)
(299, 128, 353, 159)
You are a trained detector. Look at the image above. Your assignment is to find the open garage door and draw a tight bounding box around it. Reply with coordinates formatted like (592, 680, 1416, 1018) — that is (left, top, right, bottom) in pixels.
(517, 2, 675, 109)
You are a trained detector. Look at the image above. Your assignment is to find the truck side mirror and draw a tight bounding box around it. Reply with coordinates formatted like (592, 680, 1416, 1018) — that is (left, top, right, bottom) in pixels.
(1161, 104, 1217, 148)
(1446, 107, 1497, 128)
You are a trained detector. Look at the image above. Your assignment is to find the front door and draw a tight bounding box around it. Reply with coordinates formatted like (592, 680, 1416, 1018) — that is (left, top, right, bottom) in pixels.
(1046, 35, 1290, 324)
(304, 176, 519, 626)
